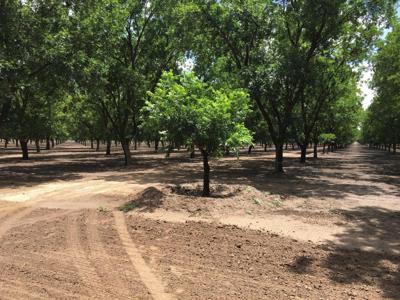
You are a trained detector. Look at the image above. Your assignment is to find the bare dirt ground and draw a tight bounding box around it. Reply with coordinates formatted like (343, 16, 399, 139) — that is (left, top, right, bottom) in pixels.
(0, 141, 399, 299)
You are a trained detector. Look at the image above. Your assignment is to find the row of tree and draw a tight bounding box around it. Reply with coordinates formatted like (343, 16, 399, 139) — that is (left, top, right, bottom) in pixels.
(362, 22, 400, 152)
(1, 1, 397, 194)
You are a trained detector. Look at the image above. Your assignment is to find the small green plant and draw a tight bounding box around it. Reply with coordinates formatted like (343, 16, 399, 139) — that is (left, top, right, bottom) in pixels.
(252, 197, 263, 206)
(268, 198, 283, 208)
(97, 206, 108, 212)
(119, 202, 138, 213)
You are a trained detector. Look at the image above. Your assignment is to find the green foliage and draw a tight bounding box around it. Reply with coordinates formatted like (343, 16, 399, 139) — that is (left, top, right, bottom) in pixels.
(143, 71, 253, 156)
(119, 201, 138, 213)
(0, 0, 71, 153)
(319, 133, 337, 145)
(362, 21, 400, 148)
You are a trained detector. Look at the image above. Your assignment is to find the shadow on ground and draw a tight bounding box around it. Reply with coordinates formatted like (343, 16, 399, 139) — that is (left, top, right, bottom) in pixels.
(289, 206, 400, 299)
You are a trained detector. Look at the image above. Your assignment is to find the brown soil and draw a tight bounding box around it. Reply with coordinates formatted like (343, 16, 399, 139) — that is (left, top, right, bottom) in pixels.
(0, 141, 399, 299)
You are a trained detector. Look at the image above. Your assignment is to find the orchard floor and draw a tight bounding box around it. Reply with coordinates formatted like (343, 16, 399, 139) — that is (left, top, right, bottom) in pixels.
(0, 141, 399, 299)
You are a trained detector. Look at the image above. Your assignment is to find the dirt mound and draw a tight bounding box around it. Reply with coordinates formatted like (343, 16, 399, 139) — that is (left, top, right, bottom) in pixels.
(120, 187, 165, 212)
(123, 183, 289, 217)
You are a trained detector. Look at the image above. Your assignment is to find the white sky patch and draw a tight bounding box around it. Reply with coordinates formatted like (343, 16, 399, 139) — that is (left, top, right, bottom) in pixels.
(178, 57, 195, 72)
(359, 64, 375, 109)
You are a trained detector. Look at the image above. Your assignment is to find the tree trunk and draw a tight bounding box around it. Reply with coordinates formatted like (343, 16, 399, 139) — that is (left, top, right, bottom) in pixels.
(46, 137, 50, 150)
(394, 143, 397, 154)
(274, 143, 284, 173)
(51, 138, 55, 148)
(201, 150, 210, 197)
(20, 139, 29, 160)
(91, 139, 94, 149)
(121, 138, 132, 165)
(300, 144, 307, 163)
(154, 139, 159, 152)
(264, 142, 267, 152)
(35, 139, 40, 153)
(166, 145, 172, 158)
(4, 138, 8, 148)
(313, 142, 318, 159)
(106, 139, 111, 156)
(248, 145, 253, 154)
(16, 139, 19, 147)
(96, 139, 100, 151)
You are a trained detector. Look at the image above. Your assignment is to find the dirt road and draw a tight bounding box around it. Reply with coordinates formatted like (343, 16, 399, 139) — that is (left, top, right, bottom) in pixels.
(0, 142, 399, 299)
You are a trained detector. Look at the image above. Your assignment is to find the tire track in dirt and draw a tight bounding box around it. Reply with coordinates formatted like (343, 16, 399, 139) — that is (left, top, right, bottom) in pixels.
(113, 211, 174, 300)
(86, 210, 135, 298)
(0, 206, 36, 241)
(66, 214, 109, 299)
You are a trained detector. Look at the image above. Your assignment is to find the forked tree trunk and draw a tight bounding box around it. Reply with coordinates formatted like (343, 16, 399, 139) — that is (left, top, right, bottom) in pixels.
(20, 139, 29, 160)
(121, 138, 132, 165)
(201, 150, 210, 197)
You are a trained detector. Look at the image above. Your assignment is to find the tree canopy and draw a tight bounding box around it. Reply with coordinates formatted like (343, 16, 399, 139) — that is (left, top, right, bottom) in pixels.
(0, 0, 398, 195)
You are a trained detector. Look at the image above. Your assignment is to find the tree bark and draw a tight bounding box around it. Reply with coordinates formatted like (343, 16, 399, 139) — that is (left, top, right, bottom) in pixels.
(154, 139, 159, 152)
(4, 138, 8, 148)
(248, 145, 253, 154)
(106, 139, 111, 156)
(20, 139, 29, 160)
(274, 143, 284, 173)
(90, 139, 94, 149)
(96, 139, 100, 151)
(16, 139, 19, 147)
(35, 139, 40, 153)
(201, 150, 210, 197)
(51, 138, 55, 148)
(313, 142, 318, 159)
(46, 137, 50, 150)
(121, 138, 132, 165)
(300, 144, 307, 163)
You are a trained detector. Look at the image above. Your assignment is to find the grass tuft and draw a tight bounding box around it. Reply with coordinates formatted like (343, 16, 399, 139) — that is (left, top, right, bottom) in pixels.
(119, 201, 138, 213)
